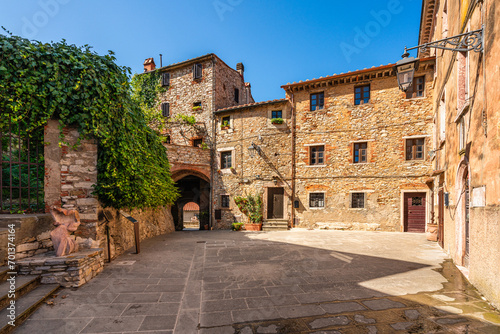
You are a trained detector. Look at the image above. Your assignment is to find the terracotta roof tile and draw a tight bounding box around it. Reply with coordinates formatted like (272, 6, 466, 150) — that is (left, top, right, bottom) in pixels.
(215, 99, 288, 113)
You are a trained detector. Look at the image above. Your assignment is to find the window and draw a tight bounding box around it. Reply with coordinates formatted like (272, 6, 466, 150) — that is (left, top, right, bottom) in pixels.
(458, 118, 466, 151)
(406, 138, 425, 160)
(161, 73, 170, 87)
(439, 92, 446, 141)
(220, 151, 232, 169)
(354, 85, 370, 105)
(193, 102, 202, 108)
(221, 116, 230, 128)
(193, 63, 203, 79)
(353, 142, 367, 163)
(221, 195, 230, 208)
(309, 145, 325, 165)
(161, 102, 170, 117)
(309, 193, 325, 208)
(193, 138, 203, 148)
(406, 76, 425, 99)
(234, 88, 240, 103)
(310, 92, 324, 111)
(271, 110, 282, 119)
(351, 193, 365, 208)
(215, 209, 222, 220)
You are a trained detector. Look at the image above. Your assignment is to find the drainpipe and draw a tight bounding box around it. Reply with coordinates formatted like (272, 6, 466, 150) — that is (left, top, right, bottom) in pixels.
(289, 89, 296, 228)
(210, 54, 216, 230)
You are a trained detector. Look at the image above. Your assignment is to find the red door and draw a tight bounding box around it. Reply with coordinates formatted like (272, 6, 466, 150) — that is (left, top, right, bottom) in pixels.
(404, 193, 426, 233)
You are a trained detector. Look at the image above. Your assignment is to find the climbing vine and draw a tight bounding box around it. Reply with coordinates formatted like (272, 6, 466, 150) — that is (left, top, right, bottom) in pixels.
(0, 31, 179, 209)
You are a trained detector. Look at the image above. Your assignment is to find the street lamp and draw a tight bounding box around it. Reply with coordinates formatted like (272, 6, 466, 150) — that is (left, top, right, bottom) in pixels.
(393, 27, 484, 92)
(248, 143, 260, 158)
(393, 48, 420, 92)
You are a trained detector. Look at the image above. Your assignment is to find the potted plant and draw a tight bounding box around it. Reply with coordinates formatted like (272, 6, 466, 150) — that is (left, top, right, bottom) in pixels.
(192, 105, 202, 112)
(230, 167, 236, 174)
(234, 194, 263, 231)
(271, 117, 284, 125)
(221, 120, 230, 130)
(232, 222, 244, 231)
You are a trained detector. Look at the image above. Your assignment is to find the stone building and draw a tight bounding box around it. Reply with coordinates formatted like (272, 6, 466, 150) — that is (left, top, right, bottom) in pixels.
(213, 99, 292, 230)
(209, 59, 437, 233)
(282, 59, 436, 232)
(419, 0, 500, 309)
(142, 54, 254, 230)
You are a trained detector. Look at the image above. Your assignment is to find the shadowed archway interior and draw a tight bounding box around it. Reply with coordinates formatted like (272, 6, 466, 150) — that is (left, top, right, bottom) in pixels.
(172, 174, 210, 231)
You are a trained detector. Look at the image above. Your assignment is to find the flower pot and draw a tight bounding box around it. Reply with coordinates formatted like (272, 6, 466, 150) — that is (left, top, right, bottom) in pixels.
(244, 223, 262, 231)
(221, 126, 229, 130)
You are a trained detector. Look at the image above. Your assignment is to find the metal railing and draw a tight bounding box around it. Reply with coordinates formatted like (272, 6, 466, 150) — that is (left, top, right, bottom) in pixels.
(1, 113, 44, 213)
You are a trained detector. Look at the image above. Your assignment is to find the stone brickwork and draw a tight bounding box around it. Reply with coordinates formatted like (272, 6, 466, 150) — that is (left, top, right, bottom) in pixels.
(17, 248, 104, 287)
(421, 0, 500, 309)
(284, 61, 435, 231)
(42, 120, 175, 262)
(213, 100, 292, 229)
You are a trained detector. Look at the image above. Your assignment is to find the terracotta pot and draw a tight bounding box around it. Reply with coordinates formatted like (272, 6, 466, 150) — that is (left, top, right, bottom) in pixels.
(244, 223, 262, 231)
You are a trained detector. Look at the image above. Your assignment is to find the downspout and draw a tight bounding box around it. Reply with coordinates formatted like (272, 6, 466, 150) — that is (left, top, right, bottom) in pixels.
(289, 89, 296, 228)
(210, 54, 216, 230)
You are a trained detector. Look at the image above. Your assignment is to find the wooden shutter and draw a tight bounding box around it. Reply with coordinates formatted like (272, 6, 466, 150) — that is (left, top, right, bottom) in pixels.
(162, 73, 170, 87)
(193, 63, 202, 79)
(161, 102, 170, 117)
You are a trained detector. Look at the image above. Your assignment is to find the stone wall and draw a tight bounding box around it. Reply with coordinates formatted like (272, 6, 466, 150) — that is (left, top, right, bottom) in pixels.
(158, 57, 215, 148)
(424, 0, 500, 309)
(214, 58, 253, 110)
(41, 120, 175, 262)
(286, 62, 435, 231)
(0, 214, 54, 263)
(214, 100, 292, 229)
(18, 248, 104, 287)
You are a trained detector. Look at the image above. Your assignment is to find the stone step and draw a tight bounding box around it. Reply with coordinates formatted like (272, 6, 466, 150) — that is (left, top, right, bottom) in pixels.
(0, 267, 10, 282)
(262, 225, 289, 231)
(0, 283, 59, 333)
(0, 275, 40, 310)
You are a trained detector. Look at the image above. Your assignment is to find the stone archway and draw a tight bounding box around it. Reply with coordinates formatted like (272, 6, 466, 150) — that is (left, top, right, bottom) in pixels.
(172, 173, 210, 231)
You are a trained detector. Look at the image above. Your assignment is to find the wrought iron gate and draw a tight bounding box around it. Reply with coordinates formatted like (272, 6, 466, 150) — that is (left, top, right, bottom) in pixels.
(1, 113, 44, 213)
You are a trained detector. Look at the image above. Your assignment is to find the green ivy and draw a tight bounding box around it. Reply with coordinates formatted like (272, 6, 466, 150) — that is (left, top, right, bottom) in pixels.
(130, 71, 167, 125)
(0, 32, 179, 209)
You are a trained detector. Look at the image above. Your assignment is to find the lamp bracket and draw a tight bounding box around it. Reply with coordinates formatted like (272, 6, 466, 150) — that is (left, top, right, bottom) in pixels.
(406, 27, 483, 54)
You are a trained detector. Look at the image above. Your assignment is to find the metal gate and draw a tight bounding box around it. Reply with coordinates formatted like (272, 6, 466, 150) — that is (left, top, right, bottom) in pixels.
(1, 113, 44, 213)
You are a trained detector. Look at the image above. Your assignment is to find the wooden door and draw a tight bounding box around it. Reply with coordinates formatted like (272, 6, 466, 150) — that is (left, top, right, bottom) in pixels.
(404, 193, 426, 233)
(267, 188, 284, 219)
(438, 189, 444, 248)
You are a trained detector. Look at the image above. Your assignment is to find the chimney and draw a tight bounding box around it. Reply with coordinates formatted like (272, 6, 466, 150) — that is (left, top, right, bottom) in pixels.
(236, 62, 244, 77)
(143, 58, 156, 72)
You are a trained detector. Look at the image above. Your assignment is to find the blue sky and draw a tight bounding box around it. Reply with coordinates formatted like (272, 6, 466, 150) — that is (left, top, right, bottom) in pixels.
(0, 0, 422, 101)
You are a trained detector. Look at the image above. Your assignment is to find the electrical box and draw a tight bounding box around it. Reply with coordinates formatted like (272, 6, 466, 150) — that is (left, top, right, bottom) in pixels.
(294, 200, 300, 208)
(444, 192, 449, 207)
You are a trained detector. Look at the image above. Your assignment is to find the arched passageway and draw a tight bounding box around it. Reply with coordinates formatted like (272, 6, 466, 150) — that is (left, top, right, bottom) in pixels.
(171, 174, 210, 231)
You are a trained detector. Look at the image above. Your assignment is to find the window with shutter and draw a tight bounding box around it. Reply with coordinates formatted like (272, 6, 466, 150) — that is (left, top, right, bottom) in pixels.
(353, 142, 367, 163)
(309, 193, 325, 208)
(161, 102, 170, 117)
(193, 63, 202, 80)
(162, 73, 170, 87)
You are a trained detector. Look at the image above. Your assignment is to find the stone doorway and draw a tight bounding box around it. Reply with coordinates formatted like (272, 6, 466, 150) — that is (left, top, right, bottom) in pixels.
(171, 175, 210, 231)
(267, 187, 284, 219)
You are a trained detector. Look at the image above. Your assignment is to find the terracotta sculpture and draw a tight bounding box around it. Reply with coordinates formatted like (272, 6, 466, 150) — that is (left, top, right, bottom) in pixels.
(50, 206, 81, 256)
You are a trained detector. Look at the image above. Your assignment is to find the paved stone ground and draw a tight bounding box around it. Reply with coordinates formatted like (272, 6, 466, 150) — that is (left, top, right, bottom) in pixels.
(15, 230, 500, 333)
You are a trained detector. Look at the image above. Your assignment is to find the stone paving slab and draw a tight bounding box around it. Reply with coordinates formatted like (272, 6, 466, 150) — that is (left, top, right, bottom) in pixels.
(15, 230, 500, 333)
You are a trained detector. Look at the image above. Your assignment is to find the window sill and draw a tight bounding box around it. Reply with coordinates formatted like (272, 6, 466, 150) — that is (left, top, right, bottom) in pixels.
(404, 96, 426, 101)
(348, 208, 367, 210)
(309, 207, 325, 210)
(305, 165, 327, 168)
(350, 162, 371, 166)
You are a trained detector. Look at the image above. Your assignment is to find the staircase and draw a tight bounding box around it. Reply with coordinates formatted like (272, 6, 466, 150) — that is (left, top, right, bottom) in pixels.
(262, 219, 289, 231)
(0, 266, 60, 333)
